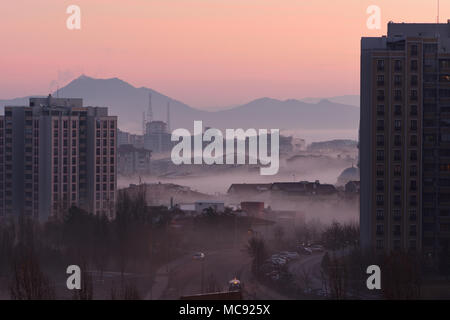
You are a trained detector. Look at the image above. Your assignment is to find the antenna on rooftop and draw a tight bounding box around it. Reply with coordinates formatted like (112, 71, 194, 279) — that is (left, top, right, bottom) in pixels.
(167, 101, 171, 132)
(142, 111, 146, 135)
(437, 0, 440, 24)
(147, 93, 153, 124)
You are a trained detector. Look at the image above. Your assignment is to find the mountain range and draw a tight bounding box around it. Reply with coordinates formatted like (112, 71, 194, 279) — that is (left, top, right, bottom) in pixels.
(0, 75, 359, 136)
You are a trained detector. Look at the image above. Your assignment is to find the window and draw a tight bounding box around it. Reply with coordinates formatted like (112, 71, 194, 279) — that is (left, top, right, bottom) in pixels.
(393, 225, 401, 236)
(377, 104, 385, 116)
(377, 90, 385, 101)
(410, 135, 417, 146)
(394, 150, 401, 161)
(376, 209, 384, 221)
(394, 166, 401, 176)
(410, 195, 417, 206)
(376, 180, 384, 192)
(409, 225, 417, 236)
(411, 60, 418, 71)
(410, 180, 417, 191)
(394, 135, 401, 146)
(394, 105, 402, 116)
(410, 150, 417, 161)
(394, 195, 401, 206)
(395, 60, 402, 72)
(393, 209, 401, 221)
(377, 59, 385, 71)
(376, 239, 384, 250)
(395, 120, 401, 130)
(376, 135, 384, 146)
(410, 209, 417, 221)
(376, 224, 384, 236)
(377, 119, 384, 131)
(376, 166, 384, 177)
(376, 194, 384, 206)
(377, 75, 385, 86)
(376, 150, 384, 161)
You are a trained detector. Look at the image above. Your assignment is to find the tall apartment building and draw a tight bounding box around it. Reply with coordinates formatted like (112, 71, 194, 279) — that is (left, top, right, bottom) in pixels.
(361, 22, 450, 259)
(0, 95, 117, 221)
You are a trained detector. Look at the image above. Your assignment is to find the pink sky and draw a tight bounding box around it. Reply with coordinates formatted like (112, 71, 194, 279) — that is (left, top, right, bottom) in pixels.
(0, 0, 448, 108)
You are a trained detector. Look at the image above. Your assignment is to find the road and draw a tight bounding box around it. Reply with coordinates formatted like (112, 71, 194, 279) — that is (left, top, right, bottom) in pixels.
(288, 253, 325, 294)
(148, 246, 292, 300)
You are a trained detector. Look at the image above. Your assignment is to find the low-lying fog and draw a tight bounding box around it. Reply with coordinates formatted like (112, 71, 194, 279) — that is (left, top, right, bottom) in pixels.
(118, 153, 355, 195)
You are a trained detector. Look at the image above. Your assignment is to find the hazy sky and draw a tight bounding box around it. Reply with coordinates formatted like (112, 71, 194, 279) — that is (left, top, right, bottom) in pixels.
(0, 0, 448, 108)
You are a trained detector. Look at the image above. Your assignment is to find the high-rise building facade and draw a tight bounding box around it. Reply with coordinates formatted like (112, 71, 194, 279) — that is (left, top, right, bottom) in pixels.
(361, 22, 450, 259)
(0, 95, 117, 221)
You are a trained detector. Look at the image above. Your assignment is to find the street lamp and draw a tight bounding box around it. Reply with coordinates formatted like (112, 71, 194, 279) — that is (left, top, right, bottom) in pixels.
(193, 252, 205, 294)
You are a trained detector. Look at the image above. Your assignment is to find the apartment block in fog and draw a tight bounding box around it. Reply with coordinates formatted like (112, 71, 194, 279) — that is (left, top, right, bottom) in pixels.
(361, 22, 450, 259)
(0, 95, 117, 220)
(117, 144, 151, 176)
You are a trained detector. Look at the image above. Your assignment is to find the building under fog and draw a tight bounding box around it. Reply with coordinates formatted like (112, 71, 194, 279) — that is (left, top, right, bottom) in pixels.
(117, 144, 151, 176)
(0, 95, 117, 220)
(144, 120, 173, 153)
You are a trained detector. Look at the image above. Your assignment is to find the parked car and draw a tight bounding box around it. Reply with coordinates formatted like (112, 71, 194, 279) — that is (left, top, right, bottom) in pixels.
(285, 251, 299, 260)
(309, 245, 324, 252)
(298, 246, 312, 255)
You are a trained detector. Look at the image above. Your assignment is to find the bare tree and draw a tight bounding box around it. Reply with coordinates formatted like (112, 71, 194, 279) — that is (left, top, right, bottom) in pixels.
(10, 251, 55, 300)
(110, 280, 141, 300)
(246, 236, 268, 277)
(298, 266, 312, 293)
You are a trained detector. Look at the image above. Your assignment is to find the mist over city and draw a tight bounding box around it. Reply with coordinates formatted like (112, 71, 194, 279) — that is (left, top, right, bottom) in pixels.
(0, 1, 450, 313)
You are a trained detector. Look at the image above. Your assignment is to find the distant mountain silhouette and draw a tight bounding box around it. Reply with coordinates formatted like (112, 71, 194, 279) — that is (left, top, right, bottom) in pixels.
(0, 75, 359, 134)
(300, 95, 360, 107)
